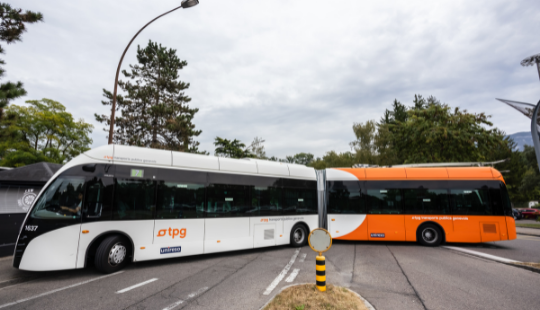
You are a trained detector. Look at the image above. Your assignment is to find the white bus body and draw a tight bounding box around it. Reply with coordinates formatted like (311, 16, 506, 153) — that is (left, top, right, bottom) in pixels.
(14, 145, 317, 272)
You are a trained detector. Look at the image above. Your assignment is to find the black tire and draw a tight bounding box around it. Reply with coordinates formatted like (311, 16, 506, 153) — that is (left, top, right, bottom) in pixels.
(417, 224, 443, 247)
(94, 235, 130, 274)
(290, 224, 307, 247)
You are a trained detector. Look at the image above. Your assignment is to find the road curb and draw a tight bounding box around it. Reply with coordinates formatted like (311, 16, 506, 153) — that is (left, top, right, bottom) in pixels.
(443, 246, 540, 275)
(516, 232, 540, 237)
(258, 282, 376, 310)
(506, 263, 540, 275)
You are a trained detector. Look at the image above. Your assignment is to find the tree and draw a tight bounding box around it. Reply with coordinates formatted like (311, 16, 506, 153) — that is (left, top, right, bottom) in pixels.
(96, 40, 203, 153)
(0, 98, 93, 167)
(0, 3, 43, 118)
(390, 102, 510, 163)
(246, 136, 266, 159)
(309, 151, 356, 170)
(214, 137, 253, 158)
(286, 152, 314, 165)
(350, 120, 377, 165)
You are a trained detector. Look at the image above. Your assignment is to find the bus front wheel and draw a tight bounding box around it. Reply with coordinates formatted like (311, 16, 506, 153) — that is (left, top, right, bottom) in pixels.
(417, 224, 443, 247)
(95, 235, 129, 273)
(290, 225, 307, 247)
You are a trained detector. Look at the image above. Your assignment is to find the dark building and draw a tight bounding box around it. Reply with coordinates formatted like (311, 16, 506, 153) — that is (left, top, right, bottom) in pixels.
(0, 162, 62, 257)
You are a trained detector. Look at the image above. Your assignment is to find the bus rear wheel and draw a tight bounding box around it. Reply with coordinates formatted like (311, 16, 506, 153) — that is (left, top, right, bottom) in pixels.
(95, 235, 129, 273)
(417, 224, 443, 247)
(290, 224, 307, 247)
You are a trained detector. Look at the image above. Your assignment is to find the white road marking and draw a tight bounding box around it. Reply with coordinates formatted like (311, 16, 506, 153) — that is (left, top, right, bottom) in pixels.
(263, 248, 300, 295)
(443, 246, 520, 263)
(163, 300, 184, 310)
(116, 278, 158, 294)
(299, 253, 307, 263)
(0, 271, 124, 309)
(162, 287, 209, 310)
(285, 268, 300, 283)
(187, 286, 208, 298)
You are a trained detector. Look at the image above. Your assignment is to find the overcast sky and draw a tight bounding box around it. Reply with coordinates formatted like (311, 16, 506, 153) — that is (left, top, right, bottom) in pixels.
(5, 0, 540, 158)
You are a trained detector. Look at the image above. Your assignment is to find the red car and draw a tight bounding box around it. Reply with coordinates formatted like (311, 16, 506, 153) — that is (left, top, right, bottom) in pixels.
(520, 209, 539, 219)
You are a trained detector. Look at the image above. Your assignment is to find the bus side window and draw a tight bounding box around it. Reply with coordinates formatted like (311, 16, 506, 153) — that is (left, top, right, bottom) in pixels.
(282, 187, 317, 215)
(113, 179, 155, 220)
(450, 188, 491, 215)
(403, 189, 449, 215)
(206, 184, 249, 218)
(251, 186, 282, 216)
(366, 189, 402, 214)
(327, 181, 364, 214)
(156, 182, 205, 219)
(84, 176, 113, 221)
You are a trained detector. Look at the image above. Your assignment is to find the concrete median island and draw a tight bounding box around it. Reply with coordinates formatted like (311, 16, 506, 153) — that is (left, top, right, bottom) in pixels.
(262, 284, 373, 310)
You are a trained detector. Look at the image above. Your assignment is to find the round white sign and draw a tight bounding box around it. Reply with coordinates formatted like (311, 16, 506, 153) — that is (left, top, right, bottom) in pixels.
(308, 228, 332, 253)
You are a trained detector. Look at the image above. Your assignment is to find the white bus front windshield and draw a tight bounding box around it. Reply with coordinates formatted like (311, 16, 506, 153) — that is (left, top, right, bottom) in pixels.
(31, 177, 85, 220)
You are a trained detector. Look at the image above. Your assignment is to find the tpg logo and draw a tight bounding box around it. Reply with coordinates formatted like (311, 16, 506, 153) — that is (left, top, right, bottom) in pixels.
(157, 227, 187, 239)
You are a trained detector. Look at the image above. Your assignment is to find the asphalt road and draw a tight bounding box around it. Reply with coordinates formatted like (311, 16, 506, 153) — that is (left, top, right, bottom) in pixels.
(0, 238, 539, 310)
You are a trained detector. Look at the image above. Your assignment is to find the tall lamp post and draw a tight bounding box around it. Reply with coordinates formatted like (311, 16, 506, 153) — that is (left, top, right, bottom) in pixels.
(520, 53, 540, 172)
(107, 0, 200, 144)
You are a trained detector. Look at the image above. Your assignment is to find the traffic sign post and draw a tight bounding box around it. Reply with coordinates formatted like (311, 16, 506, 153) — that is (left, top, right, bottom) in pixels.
(308, 228, 332, 292)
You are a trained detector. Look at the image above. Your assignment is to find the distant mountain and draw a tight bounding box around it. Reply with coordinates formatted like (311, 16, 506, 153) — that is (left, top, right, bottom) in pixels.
(507, 132, 533, 151)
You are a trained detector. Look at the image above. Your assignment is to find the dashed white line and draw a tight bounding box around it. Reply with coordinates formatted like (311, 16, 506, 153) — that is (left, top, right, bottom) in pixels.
(299, 253, 307, 263)
(163, 300, 184, 310)
(116, 278, 158, 294)
(188, 286, 208, 299)
(0, 271, 124, 309)
(263, 248, 300, 295)
(285, 268, 300, 283)
(443, 246, 520, 264)
(162, 287, 209, 310)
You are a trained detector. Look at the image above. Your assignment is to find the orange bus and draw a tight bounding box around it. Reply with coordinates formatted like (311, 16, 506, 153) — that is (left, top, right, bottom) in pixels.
(325, 167, 516, 246)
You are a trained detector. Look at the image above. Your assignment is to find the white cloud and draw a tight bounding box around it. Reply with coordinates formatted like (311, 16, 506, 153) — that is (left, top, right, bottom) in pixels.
(4, 0, 540, 158)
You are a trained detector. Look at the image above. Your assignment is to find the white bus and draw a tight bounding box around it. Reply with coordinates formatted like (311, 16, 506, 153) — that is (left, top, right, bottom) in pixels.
(13, 145, 318, 273)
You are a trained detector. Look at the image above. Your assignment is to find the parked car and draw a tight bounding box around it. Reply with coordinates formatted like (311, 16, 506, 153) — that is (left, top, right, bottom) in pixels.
(519, 209, 539, 219)
(512, 209, 522, 220)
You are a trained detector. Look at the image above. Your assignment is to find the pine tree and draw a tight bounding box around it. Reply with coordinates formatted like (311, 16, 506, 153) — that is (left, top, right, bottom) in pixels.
(96, 40, 203, 153)
(0, 3, 43, 118)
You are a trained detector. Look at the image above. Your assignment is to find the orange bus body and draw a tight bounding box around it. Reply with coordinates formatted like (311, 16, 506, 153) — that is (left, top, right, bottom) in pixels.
(328, 167, 516, 244)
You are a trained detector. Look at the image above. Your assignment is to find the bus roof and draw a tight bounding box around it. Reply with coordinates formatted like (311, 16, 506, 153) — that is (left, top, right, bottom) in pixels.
(329, 167, 505, 183)
(81, 144, 316, 180)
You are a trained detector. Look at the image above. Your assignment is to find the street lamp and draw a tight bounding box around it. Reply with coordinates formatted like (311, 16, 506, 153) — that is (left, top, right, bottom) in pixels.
(521, 53, 540, 172)
(107, 0, 200, 144)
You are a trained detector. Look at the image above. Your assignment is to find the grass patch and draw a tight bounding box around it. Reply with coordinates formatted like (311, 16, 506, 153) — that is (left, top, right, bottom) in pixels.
(515, 262, 540, 269)
(263, 284, 369, 310)
(516, 223, 540, 229)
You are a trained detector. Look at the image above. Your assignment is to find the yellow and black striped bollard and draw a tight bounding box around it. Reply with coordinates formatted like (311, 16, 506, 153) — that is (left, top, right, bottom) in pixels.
(316, 255, 326, 292)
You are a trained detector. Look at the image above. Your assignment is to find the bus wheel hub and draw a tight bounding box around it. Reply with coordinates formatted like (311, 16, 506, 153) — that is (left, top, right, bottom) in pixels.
(109, 243, 126, 266)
